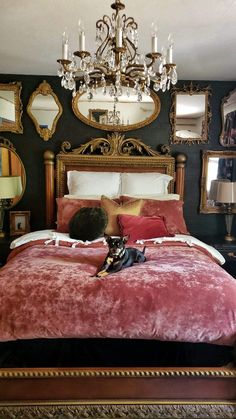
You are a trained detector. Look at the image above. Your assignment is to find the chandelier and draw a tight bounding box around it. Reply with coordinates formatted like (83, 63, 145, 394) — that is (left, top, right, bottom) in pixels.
(108, 102, 121, 125)
(57, 0, 178, 102)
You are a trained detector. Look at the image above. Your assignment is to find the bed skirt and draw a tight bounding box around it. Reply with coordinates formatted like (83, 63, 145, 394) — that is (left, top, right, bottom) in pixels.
(0, 338, 234, 368)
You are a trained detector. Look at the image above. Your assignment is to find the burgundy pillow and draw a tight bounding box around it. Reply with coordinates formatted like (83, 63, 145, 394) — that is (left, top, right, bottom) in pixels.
(118, 214, 174, 241)
(56, 197, 101, 233)
(121, 196, 189, 235)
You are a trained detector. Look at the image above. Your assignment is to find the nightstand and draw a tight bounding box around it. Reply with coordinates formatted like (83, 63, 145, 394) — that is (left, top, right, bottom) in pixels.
(0, 236, 13, 267)
(198, 236, 236, 278)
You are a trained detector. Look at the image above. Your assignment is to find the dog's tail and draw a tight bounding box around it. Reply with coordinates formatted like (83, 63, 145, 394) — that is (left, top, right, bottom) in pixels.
(142, 246, 146, 254)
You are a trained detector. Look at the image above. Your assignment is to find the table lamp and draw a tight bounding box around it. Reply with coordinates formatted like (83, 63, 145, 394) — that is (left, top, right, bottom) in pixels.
(216, 181, 236, 241)
(0, 176, 22, 237)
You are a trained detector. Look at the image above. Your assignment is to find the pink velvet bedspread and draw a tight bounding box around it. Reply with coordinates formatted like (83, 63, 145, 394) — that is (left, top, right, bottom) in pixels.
(0, 240, 236, 346)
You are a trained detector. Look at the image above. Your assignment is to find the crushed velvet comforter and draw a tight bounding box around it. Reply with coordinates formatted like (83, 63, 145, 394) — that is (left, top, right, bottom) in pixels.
(0, 239, 236, 346)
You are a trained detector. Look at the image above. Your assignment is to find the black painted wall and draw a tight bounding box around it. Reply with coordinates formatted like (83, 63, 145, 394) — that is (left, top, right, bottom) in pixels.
(1, 73, 236, 237)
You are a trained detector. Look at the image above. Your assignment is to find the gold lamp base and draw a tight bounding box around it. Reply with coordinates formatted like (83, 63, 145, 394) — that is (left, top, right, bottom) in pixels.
(224, 234, 235, 242)
(224, 212, 235, 242)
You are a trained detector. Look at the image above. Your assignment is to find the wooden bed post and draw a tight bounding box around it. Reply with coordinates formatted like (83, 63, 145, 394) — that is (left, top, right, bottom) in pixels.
(44, 150, 55, 228)
(175, 153, 187, 200)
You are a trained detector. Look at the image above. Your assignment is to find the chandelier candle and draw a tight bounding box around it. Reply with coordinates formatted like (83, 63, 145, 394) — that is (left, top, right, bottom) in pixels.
(62, 30, 69, 60)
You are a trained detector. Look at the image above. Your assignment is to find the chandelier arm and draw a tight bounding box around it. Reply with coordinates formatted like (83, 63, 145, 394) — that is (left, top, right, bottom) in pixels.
(124, 16, 138, 31)
(123, 37, 137, 62)
(96, 15, 113, 58)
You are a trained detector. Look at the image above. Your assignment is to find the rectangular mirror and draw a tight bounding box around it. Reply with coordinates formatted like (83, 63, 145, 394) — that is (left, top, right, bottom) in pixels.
(0, 82, 23, 134)
(170, 83, 211, 145)
(200, 150, 236, 213)
(220, 88, 236, 147)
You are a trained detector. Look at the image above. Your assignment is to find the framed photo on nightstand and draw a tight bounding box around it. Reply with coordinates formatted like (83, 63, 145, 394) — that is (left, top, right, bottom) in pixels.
(9, 211, 31, 236)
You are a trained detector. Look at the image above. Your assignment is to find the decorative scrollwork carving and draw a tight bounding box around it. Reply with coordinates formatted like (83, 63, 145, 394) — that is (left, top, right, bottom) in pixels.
(0, 136, 16, 150)
(60, 133, 160, 157)
(0, 403, 235, 418)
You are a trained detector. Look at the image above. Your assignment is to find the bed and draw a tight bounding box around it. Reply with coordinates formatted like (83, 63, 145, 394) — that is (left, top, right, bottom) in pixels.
(0, 133, 235, 418)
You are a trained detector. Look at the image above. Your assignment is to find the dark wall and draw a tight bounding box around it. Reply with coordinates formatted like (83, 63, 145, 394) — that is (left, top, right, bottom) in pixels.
(1, 73, 236, 237)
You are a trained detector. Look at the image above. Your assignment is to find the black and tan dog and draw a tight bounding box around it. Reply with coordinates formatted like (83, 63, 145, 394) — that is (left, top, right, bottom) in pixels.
(96, 234, 146, 277)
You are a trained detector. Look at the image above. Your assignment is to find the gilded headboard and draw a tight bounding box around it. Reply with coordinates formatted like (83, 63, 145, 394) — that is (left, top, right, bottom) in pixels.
(44, 133, 187, 228)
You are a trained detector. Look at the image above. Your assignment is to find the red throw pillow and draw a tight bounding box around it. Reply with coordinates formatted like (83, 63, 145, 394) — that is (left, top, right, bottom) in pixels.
(118, 214, 174, 241)
(121, 196, 189, 235)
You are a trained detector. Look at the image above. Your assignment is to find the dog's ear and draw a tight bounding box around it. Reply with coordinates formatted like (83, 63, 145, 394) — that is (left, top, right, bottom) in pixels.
(104, 233, 110, 243)
(122, 235, 129, 244)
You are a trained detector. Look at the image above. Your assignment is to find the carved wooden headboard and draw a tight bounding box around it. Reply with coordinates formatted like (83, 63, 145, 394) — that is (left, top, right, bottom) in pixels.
(44, 134, 187, 228)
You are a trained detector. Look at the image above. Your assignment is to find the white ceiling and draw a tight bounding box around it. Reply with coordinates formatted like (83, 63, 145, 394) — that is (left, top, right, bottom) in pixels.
(0, 0, 236, 81)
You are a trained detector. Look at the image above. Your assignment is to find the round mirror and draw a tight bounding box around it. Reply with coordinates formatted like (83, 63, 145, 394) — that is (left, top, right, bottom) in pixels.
(27, 80, 63, 141)
(72, 87, 161, 131)
(0, 137, 26, 207)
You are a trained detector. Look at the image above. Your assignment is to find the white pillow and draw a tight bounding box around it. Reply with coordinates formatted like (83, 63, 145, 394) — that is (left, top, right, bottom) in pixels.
(121, 193, 180, 200)
(67, 171, 121, 197)
(121, 172, 173, 195)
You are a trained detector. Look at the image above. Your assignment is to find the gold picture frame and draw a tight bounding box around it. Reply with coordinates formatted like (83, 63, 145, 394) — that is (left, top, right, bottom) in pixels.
(9, 210, 30, 236)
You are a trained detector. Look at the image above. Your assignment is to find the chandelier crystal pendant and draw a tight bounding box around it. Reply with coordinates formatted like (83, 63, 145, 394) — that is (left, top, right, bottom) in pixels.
(57, 0, 178, 102)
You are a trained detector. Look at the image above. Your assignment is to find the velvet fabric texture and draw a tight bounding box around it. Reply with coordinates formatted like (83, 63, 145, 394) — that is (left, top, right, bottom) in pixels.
(118, 214, 173, 241)
(121, 196, 189, 235)
(100, 195, 143, 236)
(1, 240, 236, 346)
(69, 207, 108, 241)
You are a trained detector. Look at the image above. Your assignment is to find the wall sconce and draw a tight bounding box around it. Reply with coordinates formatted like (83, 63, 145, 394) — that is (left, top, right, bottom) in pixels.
(0, 176, 22, 237)
(216, 181, 236, 241)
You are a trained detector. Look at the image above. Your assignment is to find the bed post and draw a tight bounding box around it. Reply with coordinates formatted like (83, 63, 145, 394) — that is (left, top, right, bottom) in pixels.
(44, 150, 55, 228)
(175, 153, 187, 200)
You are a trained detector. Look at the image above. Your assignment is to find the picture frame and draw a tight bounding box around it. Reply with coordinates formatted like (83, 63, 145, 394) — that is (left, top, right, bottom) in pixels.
(88, 108, 108, 124)
(9, 210, 31, 236)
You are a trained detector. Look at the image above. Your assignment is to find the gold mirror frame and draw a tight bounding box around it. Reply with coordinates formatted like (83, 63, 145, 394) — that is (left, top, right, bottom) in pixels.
(0, 82, 23, 134)
(220, 88, 236, 147)
(170, 83, 212, 145)
(27, 80, 63, 141)
(200, 150, 236, 213)
(0, 136, 26, 207)
(72, 88, 161, 131)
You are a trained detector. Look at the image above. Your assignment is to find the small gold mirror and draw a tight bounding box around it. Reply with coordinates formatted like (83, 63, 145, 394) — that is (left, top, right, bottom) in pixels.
(27, 80, 63, 141)
(170, 83, 211, 145)
(200, 150, 236, 213)
(220, 88, 236, 147)
(72, 86, 161, 131)
(0, 82, 23, 134)
(0, 136, 26, 207)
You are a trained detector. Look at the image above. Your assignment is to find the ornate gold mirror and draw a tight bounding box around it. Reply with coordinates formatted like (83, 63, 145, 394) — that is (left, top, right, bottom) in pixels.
(0, 136, 26, 207)
(200, 150, 236, 213)
(27, 80, 63, 141)
(220, 88, 236, 147)
(0, 82, 23, 134)
(72, 87, 161, 131)
(170, 83, 211, 145)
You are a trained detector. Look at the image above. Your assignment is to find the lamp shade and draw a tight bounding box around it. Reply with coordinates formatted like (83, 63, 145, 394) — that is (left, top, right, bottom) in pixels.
(216, 181, 236, 203)
(209, 179, 230, 201)
(0, 176, 22, 199)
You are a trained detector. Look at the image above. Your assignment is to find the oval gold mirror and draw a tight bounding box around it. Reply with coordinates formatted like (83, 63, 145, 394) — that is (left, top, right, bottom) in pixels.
(27, 80, 63, 141)
(220, 88, 236, 147)
(200, 150, 236, 213)
(0, 136, 26, 207)
(0, 82, 23, 134)
(72, 86, 161, 131)
(170, 83, 212, 145)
